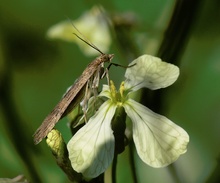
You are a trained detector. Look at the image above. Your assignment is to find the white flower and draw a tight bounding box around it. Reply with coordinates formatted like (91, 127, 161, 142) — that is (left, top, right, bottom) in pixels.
(46, 6, 111, 56)
(67, 54, 189, 178)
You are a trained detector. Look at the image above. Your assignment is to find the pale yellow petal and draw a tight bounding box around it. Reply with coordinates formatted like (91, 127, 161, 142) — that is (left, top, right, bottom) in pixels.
(124, 99, 189, 167)
(124, 54, 179, 91)
(67, 100, 116, 178)
(47, 6, 111, 56)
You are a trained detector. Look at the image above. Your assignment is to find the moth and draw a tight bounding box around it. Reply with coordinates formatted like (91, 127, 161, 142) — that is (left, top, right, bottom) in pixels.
(33, 32, 114, 145)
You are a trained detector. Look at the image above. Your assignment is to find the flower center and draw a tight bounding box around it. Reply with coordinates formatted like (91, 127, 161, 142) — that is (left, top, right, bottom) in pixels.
(109, 80, 127, 106)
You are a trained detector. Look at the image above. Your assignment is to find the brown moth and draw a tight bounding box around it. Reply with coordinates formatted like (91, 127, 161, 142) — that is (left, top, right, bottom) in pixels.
(33, 31, 114, 144)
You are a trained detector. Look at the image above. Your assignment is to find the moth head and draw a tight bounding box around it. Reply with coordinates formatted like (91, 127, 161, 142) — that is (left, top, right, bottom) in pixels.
(107, 54, 114, 62)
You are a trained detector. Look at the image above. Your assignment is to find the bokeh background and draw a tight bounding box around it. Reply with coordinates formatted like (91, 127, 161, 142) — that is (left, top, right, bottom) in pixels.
(0, 0, 220, 183)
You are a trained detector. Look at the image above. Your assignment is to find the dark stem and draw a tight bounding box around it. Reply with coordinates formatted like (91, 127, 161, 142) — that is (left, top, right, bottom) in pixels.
(157, 0, 203, 63)
(112, 154, 118, 183)
(141, 1, 203, 183)
(0, 69, 41, 182)
(112, 1, 203, 183)
(129, 143, 138, 183)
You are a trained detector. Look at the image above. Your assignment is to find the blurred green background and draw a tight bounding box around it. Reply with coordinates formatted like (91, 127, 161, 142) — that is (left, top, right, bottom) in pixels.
(0, 0, 220, 183)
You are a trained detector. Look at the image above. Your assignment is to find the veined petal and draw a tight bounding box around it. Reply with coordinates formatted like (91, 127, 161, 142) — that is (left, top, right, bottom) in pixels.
(67, 100, 116, 178)
(124, 99, 189, 168)
(124, 54, 179, 91)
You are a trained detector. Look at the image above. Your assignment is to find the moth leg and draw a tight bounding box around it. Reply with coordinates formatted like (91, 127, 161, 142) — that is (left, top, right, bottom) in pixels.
(80, 80, 91, 123)
(92, 66, 101, 89)
(101, 67, 110, 85)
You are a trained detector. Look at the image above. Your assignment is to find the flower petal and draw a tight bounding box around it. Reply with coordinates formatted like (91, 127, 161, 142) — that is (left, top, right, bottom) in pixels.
(99, 84, 111, 99)
(47, 6, 111, 56)
(47, 20, 76, 42)
(124, 54, 179, 91)
(124, 99, 189, 168)
(67, 100, 116, 178)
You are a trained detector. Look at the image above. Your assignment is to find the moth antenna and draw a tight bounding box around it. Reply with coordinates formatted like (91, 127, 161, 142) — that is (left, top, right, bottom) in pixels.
(67, 17, 104, 55)
(73, 33, 103, 55)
